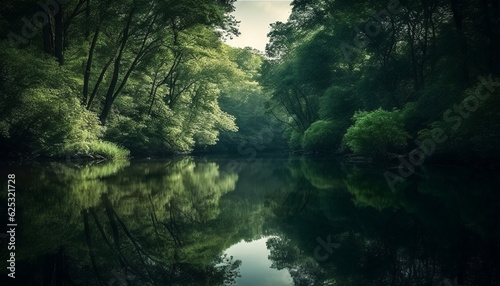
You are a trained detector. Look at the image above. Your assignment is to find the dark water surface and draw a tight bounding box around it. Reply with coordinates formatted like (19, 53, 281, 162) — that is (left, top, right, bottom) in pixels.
(1, 155, 499, 285)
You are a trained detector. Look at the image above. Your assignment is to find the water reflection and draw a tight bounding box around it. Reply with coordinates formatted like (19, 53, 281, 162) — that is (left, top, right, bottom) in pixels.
(0, 156, 498, 285)
(224, 237, 292, 285)
(264, 157, 500, 286)
(1, 158, 241, 285)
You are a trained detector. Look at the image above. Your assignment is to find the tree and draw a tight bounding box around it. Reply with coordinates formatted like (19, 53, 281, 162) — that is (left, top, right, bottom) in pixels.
(0, 0, 243, 158)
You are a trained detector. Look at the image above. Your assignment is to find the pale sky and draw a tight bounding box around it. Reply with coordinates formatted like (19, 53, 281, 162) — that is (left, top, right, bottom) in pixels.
(226, 0, 293, 52)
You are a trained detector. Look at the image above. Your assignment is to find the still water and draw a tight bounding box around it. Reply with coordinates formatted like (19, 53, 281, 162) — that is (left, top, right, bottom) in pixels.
(0, 155, 499, 285)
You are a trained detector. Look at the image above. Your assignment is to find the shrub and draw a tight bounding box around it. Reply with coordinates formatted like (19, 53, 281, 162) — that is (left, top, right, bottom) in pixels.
(343, 108, 410, 156)
(302, 120, 342, 152)
(0, 45, 111, 159)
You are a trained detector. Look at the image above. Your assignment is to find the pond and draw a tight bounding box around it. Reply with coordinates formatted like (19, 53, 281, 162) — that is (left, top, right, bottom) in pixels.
(0, 155, 499, 285)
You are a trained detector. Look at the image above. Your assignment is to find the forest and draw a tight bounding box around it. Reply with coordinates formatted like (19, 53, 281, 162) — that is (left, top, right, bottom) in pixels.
(1, 1, 500, 285)
(1, 0, 500, 165)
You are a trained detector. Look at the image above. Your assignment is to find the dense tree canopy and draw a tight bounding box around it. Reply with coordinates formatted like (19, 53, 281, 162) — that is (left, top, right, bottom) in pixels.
(0, 0, 279, 159)
(261, 0, 500, 162)
(1, 0, 499, 163)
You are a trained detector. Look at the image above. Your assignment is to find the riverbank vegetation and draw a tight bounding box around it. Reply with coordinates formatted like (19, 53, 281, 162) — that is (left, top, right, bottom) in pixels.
(0, 0, 281, 159)
(261, 0, 500, 163)
(1, 0, 500, 164)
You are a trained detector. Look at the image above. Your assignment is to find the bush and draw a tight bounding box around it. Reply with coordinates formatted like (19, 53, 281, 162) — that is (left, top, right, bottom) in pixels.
(302, 120, 342, 152)
(0, 85, 105, 158)
(343, 108, 410, 156)
(0, 45, 128, 159)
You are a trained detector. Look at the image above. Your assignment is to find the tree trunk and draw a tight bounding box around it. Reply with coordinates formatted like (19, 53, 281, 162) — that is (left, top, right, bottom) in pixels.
(99, 97, 114, 126)
(42, 18, 53, 56)
(99, 9, 134, 125)
(87, 56, 113, 110)
(85, 0, 90, 39)
(83, 28, 100, 106)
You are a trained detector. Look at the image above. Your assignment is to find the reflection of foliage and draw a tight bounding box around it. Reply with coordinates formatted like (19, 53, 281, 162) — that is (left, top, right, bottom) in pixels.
(4, 158, 242, 285)
(268, 178, 313, 220)
(267, 236, 330, 286)
(267, 237, 299, 270)
(264, 158, 500, 286)
(344, 167, 406, 210)
(4, 157, 500, 286)
(299, 157, 345, 190)
(14, 160, 129, 262)
(106, 158, 238, 223)
(215, 254, 242, 285)
(51, 160, 130, 209)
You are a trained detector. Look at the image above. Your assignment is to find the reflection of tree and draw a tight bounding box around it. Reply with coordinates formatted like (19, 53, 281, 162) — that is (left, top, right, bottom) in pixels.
(344, 166, 408, 210)
(272, 180, 313, 219)
(50, 160, 131, 209)
(267, 236, 298, 270)
(6, 158, 242, 285)
(6, 157, 500, 285)
(11, 160, 129, 261)
(82, 158, 241, 285)
(299, 158, 345, 190)
(265, 158, 318, 220)
(81, 193, 242, 286)
(267, 236, 331, 286)
(263, 159, 500, 286)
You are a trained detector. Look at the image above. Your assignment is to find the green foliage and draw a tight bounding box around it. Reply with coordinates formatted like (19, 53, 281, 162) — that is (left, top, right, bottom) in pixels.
(343, 108, 410, 155)
(0, 45, 108, 158)
(417, 78, 500, 162)
(288, 129, 304, 150)
(206, 47, 285, 153)
(319, 86, 360, 126)
(301, 120, 342, 152)
(103, 42, 242, 155)
(62, 141, 129, 160)
(1, 0, 500, 162)
(260, 0, 500, 162)
(0, 0, 243, 159)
